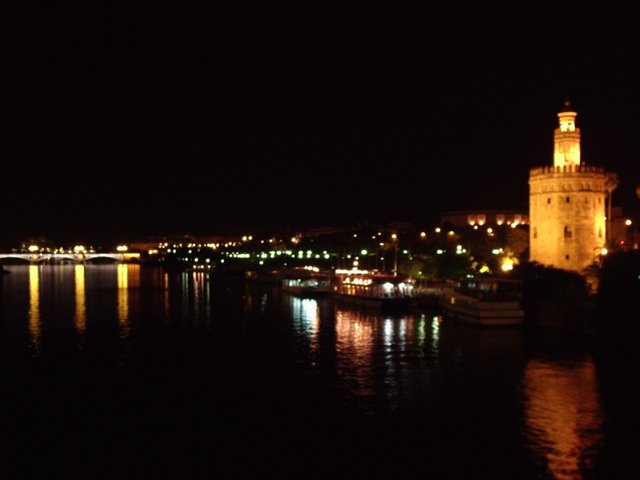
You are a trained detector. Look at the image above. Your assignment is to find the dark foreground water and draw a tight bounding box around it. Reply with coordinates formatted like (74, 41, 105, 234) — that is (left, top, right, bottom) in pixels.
(0, 264, 637, 479)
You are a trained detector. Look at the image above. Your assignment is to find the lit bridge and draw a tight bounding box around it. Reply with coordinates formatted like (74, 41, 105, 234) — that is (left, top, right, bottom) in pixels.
(0, 253, 140, 263)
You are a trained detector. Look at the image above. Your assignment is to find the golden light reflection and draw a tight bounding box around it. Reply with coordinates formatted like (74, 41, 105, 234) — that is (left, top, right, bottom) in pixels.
(334, 312, 421, 410)
(190, 271, 211, 322)
(117, 264, 130, 340)
(163, 272, 170, 323)
(28, 265, 41, 355)
(127, 263, 141, 289)
(74, 264, 86, 341)
(243, 283, 253, 313)
(335, 309, 376, 398)
(523, 357, 603, 479)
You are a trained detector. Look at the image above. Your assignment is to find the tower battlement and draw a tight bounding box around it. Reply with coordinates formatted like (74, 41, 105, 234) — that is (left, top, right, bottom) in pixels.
(529, 165, 605, 177)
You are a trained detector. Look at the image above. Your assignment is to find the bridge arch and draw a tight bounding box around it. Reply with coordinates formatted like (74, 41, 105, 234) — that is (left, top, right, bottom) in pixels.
(0, 252, 127, 264)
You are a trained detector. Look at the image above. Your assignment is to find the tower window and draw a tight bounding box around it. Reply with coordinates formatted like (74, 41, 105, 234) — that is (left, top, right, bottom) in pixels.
(565, 254, 570, 260)
(564, 226, 572, 238)
(598, 227, 603, 239)
(533, 227, 537, 239)
(547, 198, 551, 204)
(566, 196, 570, 203)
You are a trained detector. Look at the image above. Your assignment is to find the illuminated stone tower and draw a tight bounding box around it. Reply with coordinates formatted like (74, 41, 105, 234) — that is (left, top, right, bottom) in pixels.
(529, 101, 617, 272)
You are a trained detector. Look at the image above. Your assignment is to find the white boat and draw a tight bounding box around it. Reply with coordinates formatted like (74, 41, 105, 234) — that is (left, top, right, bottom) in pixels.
(330, 269, 416, 310)
(281, 268, 332, 298)
(440, 277, 524, 326)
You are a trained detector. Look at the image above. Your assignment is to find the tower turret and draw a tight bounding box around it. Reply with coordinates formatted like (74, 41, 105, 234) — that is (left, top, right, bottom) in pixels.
(554, 100, 581, 167)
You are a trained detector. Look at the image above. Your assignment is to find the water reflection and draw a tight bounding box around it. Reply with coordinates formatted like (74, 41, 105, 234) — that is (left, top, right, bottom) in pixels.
(333, 308, 428, 412)
(165, 270, 214, 328)
(0, 265, 628, 478)
(431, 315, 442, 361)
(163, 272, 170, 324)
(74, 265, 86, 343)
(290, 297, 320, 347)
(382, 317, 406, 402)
(335, 308, 377, 401)
(523, 356, 604, 479)
(190, 271, 211, 326)
(117, 264, 130, 341)
(28, 265, 41, 355)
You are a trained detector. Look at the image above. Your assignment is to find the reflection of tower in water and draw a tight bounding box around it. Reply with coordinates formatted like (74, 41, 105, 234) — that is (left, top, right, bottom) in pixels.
(523, 357, 603, 479)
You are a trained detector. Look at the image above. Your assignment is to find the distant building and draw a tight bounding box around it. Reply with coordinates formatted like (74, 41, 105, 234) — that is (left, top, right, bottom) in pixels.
(528, 102, 618, 272)
(128, 233, 242, 252)
(439, 210, 528, 228)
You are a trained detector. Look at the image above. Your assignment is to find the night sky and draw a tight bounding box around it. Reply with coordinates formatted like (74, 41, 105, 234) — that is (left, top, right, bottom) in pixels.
(7, 5, 640, 247)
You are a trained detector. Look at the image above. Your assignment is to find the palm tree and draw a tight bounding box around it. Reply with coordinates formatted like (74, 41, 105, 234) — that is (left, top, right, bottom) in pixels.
(582, 261, 602, 295)
(604, 172, 619, 244)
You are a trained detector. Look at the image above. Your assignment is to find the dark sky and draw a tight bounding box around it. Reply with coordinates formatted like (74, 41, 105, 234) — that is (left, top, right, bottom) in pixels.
(6, 5, 640, 246)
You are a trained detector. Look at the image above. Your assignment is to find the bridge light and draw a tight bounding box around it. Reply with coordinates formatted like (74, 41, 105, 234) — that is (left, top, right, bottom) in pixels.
(73, 245, 86, 254)
(28, 245, 39, 253)
(116, 245, 128, 252)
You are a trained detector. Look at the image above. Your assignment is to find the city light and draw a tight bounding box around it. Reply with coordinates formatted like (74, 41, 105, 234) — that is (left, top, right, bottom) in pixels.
(501, 258, 515, 271)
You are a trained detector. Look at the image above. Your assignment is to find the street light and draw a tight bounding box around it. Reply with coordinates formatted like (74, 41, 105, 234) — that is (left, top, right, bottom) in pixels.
(391, 233, 398, 276)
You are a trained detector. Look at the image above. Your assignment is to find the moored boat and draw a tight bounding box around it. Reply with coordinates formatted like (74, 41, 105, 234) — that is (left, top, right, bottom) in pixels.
(281, 267, 332, 298)
(439, 276, 524, 326)
(331, 269, 416, 310)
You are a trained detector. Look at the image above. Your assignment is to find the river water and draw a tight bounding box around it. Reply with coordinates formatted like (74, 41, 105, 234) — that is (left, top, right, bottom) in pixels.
(0, 264, 636, 479)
